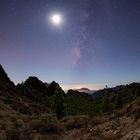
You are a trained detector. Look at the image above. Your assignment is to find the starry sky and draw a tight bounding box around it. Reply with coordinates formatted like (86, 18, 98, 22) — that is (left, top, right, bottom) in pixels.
(0, 0, 140, 90)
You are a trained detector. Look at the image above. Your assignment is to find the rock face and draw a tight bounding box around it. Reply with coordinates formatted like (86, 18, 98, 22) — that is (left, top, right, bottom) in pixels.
(0, 65, 13, 84)
(47, 81, 65, 96)
(24, 77, 64, 96)
(0, 65, 15, 90)
(0, 64, 8, 79)
(24, 76, 47, 93)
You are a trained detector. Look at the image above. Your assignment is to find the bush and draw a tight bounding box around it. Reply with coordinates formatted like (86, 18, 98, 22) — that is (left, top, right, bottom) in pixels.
(6, 129, 20, 140)
(30, 114, 64, 134)
(62, 115, 89, 130)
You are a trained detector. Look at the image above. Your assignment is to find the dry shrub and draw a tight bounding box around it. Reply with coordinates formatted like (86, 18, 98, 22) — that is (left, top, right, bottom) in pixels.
(19, 114, 33, 123)
(6, 129, 20, 140)
(30, 120, 64, 134)
(0, 111, 10, 118)
(11, 102, 32, 115)
(10, 116, 17, 122)
(13, 119, 25, 129)
(122, 100, 140, 119)
(62, 115, 89, 130)
(30, 114, 64, 135)
(6, 126, 31, 140)
(0, 132, 6, 140)
(0, 120, 13, 131)
(90, 117, 106, 126)
(102, 134, 119, 140)
(38, 113, 58, 122)
(89, 128, 102, 137)
(1, 122, 8, 130)
(38, 134, 60, 140)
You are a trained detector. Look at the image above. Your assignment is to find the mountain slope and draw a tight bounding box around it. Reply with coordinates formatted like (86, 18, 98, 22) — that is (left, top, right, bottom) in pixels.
(0, 64, 140, 140)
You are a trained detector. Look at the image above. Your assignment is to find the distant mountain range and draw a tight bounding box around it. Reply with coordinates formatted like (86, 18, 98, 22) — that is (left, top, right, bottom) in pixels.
(74, 88, 95, 94)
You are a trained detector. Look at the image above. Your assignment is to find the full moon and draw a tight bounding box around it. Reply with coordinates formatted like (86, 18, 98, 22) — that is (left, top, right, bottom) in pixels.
(50, 14, 63, 26)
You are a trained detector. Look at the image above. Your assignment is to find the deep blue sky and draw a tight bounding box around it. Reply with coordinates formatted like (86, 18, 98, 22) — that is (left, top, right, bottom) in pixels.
(0, 0, 140, 90)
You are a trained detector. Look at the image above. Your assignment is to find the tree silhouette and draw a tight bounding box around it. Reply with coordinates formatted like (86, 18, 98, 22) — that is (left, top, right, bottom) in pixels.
(54, 90, 65, 119)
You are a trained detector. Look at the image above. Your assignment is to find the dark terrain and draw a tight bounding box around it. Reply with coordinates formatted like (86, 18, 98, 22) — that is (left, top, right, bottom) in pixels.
(0, 64, 140, 140)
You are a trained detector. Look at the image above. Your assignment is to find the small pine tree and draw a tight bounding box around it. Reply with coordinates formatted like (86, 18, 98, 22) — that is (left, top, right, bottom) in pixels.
(135, 88, 140, 97)
(54, 90, 65, 118)
(114, 93, 123, 109)
(100, 94, 108, 113)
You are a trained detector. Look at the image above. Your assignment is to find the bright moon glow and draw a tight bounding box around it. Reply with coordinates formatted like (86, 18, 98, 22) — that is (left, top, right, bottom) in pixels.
(50, 14, 62, 26)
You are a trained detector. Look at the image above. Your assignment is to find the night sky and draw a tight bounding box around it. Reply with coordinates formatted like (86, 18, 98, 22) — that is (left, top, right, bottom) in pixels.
(0, 0, 140, 90)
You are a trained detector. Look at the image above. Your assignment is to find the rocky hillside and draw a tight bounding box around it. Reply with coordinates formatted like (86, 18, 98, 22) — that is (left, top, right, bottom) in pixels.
(61, 98, 140, 140)
(0, 64, 140, 140)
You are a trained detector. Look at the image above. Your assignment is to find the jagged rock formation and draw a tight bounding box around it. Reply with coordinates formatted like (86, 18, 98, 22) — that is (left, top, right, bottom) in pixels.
(24, 76, 47, 92)
(47, 81, 65, 96)
(0, 64, 8, 80)
(0, 64, 15, 90)
(0, 65, 50, 115)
